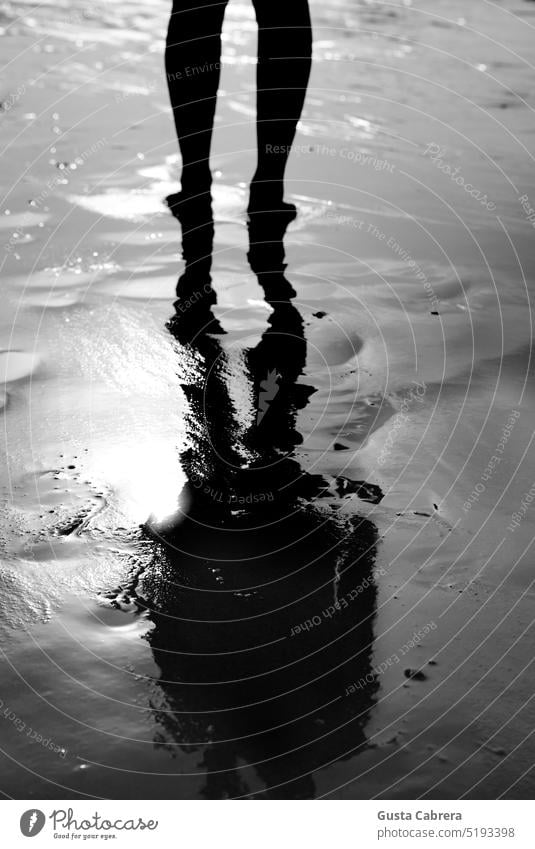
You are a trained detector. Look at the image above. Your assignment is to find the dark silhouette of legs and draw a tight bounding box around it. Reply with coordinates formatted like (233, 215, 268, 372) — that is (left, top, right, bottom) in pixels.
(132, 212, 381, 799)
(165, 0, 228, 200)
(249, 0, 312, 214)
(165, 0, 312, 215)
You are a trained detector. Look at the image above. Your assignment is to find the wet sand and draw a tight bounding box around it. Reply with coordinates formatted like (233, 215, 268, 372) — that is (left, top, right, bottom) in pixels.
(0, 0, 534, 798)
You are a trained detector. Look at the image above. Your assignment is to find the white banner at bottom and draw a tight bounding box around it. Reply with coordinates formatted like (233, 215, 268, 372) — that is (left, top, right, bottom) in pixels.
(2, 800, 532, 848)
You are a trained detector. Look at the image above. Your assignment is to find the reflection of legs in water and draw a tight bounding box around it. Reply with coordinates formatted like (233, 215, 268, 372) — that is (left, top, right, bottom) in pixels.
(165, 0, 312, 217)
(115, 210, 385, 799)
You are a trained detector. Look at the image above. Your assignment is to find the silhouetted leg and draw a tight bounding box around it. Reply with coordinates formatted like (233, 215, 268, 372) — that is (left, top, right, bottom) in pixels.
(166, 0, 228, 199)
(249, 0, 312, 215)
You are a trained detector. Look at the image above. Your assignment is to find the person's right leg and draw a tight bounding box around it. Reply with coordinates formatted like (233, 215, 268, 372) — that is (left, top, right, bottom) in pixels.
(166, 0, 229, 198)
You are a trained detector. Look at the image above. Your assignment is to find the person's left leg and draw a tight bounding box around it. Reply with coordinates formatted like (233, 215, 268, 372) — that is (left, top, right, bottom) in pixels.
(249, 0, 312, 214)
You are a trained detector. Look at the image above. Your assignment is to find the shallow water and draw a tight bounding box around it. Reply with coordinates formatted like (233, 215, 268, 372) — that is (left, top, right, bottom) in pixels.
(0, 0, 534, 798)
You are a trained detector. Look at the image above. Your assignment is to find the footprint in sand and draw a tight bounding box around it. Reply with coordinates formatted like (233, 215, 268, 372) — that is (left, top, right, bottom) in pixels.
(306, 317, 364, 367)
(0, 350, 40, 385)
(22, 290, 82, 309)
